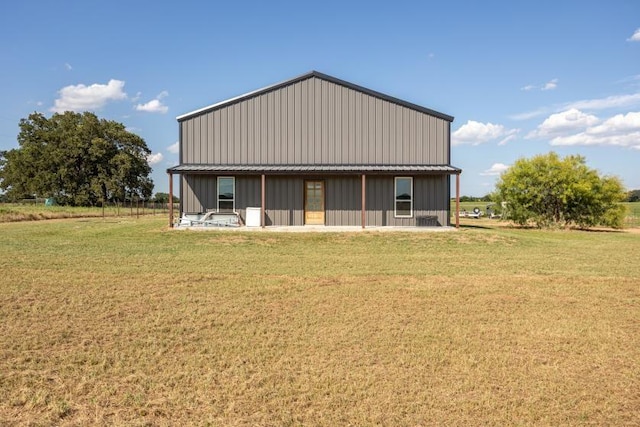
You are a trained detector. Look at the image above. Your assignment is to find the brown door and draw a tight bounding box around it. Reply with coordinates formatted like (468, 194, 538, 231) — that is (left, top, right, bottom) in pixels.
(304, 180, 325, 225)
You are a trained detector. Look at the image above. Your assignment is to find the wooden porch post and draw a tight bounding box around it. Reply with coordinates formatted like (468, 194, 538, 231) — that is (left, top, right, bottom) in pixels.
(455, 173, 460, 229)
(168, 172, 174, 228)
(361, 174, 366, 229)
(261, 174, 266, 228)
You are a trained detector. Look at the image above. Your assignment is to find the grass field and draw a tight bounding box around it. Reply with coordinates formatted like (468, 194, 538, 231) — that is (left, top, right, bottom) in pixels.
(0, 203, 173, 223)
(1, 217, 639, 425)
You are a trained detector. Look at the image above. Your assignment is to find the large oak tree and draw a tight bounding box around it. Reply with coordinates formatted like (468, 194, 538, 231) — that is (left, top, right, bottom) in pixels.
(495, 152, 626, 229)
(0, 111, 153, 205)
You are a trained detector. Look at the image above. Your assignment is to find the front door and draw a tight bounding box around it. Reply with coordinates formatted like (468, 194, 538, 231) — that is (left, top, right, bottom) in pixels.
(304, 180, 325, 225)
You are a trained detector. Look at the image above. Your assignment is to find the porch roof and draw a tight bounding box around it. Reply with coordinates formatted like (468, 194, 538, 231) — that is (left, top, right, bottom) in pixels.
(167, 164, 462, 175)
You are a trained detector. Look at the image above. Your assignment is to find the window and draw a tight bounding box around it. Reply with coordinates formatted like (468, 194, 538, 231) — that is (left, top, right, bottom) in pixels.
(217, 177, 235, 212)
(395, 177, 413, 217)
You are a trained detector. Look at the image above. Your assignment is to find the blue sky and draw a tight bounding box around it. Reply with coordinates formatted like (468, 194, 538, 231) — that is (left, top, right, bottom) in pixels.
(1, 1, 638, 196)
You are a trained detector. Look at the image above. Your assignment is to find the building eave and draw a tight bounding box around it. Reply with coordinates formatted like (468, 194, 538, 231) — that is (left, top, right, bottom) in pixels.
(167, 163, 462, 175)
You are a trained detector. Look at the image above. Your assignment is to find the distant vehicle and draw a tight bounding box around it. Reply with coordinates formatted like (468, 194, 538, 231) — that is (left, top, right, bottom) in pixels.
(459, 207, 483, 218)
(458, 204, 502, 219)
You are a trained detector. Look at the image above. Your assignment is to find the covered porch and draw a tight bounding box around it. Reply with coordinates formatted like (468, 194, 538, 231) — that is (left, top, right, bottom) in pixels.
(167, 164, 462, 229)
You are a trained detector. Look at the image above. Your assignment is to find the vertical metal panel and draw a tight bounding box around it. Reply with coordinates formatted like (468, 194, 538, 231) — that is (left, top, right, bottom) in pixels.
(416, 114, 423, 163)
(239, 101, 247, 164)
(206, 114, 214, 163)
(265, 92, 272, 164)
(265, 176, 303, 225)
(333, 84, 342, 164)
(212, 110, 220, 163)
(192, 116, 200, 164)
(179, 75, 451, 166)
(330, 83, 337, 163)
(235, 176, 261, 223)
(342, 88, 350, 163)
(375, 98, 383, 163)
(314, 78, 323, 164)
(301, 80, 309, 163)
(354, 92, 362, 163)
(182, 175, 210, 213)
(233, 103, 240, 162)
(402, 108, 410, 166)
(183, 121, 190, 163)
(222, 109, 228, 163)
(321, 80, 329, 163)
(286, 85, 294, 163)
(276, 90, 288, 163)
(325, 176, 360, 225)
(179, 122, 186, 163)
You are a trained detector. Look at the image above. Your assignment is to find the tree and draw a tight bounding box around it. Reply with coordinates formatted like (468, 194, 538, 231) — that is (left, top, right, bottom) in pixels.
(153, 192, 179, 203)
(494, 152, 626, 229)
(0, 112, 153, 205)
(627, 189, 640, 202)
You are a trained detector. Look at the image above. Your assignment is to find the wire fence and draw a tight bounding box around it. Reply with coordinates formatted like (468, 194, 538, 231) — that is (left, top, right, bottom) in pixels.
(1, 200, 178, 223)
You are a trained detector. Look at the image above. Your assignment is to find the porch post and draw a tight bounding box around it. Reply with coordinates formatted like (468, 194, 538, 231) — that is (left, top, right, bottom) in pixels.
(455, 173, 460, 229)
(168, 172, 174, 228)
(361, 174, 366, 229)
(261, 174, 266, 228)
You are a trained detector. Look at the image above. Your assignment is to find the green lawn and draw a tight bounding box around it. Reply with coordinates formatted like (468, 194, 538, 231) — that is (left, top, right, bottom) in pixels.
(1, 217, 638, 425)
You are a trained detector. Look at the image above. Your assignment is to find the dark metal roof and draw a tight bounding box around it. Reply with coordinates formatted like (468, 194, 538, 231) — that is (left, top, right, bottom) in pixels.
(176, 71, 454, 123)
(167, 164, 462, 175)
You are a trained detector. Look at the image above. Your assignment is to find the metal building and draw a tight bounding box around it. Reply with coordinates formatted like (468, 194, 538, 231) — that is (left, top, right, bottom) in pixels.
(167, 71, 462, 228)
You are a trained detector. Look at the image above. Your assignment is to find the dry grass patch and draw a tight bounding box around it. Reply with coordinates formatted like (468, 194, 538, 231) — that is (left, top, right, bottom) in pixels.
(1, 218, 639, 425)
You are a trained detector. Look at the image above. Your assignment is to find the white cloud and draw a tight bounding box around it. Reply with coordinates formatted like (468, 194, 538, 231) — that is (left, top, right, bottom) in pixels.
(628, 28, 640, 42)
(452, 120, 519, 146)
(147, 152, 164, 165)
(511, 92, 640, 121)
(167, 141, 179, 154)
(135, 99, 168, 114)
(542, 78, 558, 91)
(51, 79, 127, 113)
(509, 107, 550, 121)
(550, 111, 640, 150)
(135, 91, 169, 114)
(520, 78, 558, 92)
(565, 92, 640, 111)
(64, 63, 72, 71)
(497, 134, 517, 146)
(527, 108, 600, 139)
(480, 163, 510, 176)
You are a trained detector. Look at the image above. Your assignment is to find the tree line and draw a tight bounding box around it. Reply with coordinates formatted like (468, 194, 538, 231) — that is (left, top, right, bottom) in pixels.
(0, 112, 154, 206)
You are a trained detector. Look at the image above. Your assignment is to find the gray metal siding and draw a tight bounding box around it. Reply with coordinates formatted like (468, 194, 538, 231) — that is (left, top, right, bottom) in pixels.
(325, 177, 361, 226)
(180, 76, 450, 166)
(180, 174, 450, 226)
(365, 176, 449, 226)
(264, 177, 304, 226)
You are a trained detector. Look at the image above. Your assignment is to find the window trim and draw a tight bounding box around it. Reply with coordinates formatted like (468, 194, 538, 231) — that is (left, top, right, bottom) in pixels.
(394, 176, 413, 218)
(217, 176, 235, 212)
